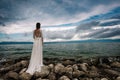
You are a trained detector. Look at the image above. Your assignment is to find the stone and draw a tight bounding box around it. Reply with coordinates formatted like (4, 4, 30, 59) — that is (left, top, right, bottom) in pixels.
(64, 65, 73, 78)
(54, 63, 65, 75)
(99, 64, 111, 69)
(90, 66, 98, 71)
(58, 75, 70, 80)
(19, 68, 27, 74)
(110, 62, 120, 68)
(48, 64, 54, 71)
(104, 69, 120, 77)
(19, 72, 32, 80)
(48, 72, 56, 80)
(73, 64, 78, 70)
(116, 76, 120, 80)
(101, 78, 108, 80)
(34, 66, 50, 78)
(36, 78, 49, 80)
(78, 63, 88, 72)
(4, 71, 19, 80)
(20, 60, 28, 67)
(62, 60, 74, 66)
(87, 71, 99, 78)
(73, 70, 85, 78)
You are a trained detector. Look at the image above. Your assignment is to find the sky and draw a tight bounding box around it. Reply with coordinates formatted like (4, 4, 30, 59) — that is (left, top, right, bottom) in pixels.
(0, 0, 120, 42)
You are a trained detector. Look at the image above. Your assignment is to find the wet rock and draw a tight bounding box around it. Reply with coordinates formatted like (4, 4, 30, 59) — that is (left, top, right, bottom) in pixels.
(73, 64, 78, 70)
(116, 76, 120, 80)
(58, 75, 70, 80)
(36, 78, 49, 80)
(34, 66, 50, 78)
(94, 78, 101, 80)
(48, 64, 54, 71)
(79, 78, 93, 80)
(48, 72, 56, 80)
(110, 62, 120, 68)
(33, 71, 41, 78)
(20, 60, 28, 67)
(19, 68, 27, 74)
(90, 66, 98, 71)
(87, 71, 99, 78)
(19, 72, 32, 80)
(73, 78, 78, 80)
(64, 65, 73, 78)
(73, 70, 85, 78)
(104, 69, 120, 77)
(14, 62, 21, 67)
(78, 63, 88, 72)
(62, 60, 74, 66)
(99, 64, 111, 69)
(54, 63, 65, 75)
(101, 78, 108, 80)
(4, 71, 19, 80)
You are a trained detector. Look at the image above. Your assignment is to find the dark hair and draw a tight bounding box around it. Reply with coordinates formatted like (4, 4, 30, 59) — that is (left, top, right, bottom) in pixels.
(36, 22, 41, 29)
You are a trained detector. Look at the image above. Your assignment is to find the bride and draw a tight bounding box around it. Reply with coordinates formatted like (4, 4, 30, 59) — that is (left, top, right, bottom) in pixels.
(26, 22, 43, 75)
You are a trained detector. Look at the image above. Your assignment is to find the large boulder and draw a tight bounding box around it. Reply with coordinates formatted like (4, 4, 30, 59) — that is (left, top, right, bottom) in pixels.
(62, 60, 74, 66)
(86, 71, 99, 78)
(110, 62, 120, 68)
(48, 72, 56, 80)
(20, 60, 28, 67)
(19, 68, 27, 74)
(54, 63, 65, 75)
(19, 72, 32, 80)
(64, 65, 73, 78)
(4, 71, 19, 80)
(73, 70, 85, 78)
(58, 75, 70, 80)
(104, 69, 120, 77)
(34, 66, 50, 78)
(78, 63, 88, 72)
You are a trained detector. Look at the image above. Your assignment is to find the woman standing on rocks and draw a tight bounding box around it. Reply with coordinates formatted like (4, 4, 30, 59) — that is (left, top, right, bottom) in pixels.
(26, 22, 44, 75)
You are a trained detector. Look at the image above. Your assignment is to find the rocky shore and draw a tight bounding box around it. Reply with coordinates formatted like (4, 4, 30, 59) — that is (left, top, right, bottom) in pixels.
(0, 56, 120, 80)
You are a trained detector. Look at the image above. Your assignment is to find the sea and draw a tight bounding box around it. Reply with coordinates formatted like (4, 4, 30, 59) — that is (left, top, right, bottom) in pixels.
(0, 39, 120, 61)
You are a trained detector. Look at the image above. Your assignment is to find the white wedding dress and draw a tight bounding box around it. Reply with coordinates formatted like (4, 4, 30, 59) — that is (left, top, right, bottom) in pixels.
(26, 36, 43, 75)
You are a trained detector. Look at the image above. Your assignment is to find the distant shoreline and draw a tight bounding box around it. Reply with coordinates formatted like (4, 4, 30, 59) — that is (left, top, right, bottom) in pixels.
(0, 39, 120, 45)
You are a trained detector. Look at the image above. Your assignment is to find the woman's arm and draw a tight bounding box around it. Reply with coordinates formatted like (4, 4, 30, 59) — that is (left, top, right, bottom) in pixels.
(40, 30, 43, 45)
(33, 30, 35, 39)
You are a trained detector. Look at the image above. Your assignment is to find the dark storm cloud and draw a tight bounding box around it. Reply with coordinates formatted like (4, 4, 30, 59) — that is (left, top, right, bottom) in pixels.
(0, 0, 120, 26)
(76, 21, 99, 31)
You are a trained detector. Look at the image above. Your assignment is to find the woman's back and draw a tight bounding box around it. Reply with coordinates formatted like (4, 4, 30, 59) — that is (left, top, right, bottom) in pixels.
(34, 29, 42, 37)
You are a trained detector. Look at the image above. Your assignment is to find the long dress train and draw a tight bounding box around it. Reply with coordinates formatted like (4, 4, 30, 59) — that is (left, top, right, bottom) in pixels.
(26, 36, 43, 75)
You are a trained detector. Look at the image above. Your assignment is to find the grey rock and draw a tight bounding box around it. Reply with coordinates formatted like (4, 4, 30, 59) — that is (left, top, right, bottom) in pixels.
(104, 69, 120, 77)
(62, 60, 74, 66)
(4, 71, 19, 80)
(48, 72, 56, 80)
(64, 65, 73, 78)
(110, 62, 120, 68)
(73, 64, 78, 71)
(87, 71, 99, 78)
(34, 66, 50, 78)
(19, 68, 27, 74)
(116, 76, 120, 80)
(73, 70, 85, 78)
(101, 78, 108, 80)
(36, 78, 49, 80)
(58, 75, 70, 80)
(54, 63, 65, 74)
(19, 72, 32, 80)
(99, 64, 111, 69)
(20, 60, 28, 67)
(78, 63, 88, 72)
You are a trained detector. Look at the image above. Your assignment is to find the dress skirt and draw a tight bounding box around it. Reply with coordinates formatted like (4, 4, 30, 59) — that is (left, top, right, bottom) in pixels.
(26, 37, 43, 75)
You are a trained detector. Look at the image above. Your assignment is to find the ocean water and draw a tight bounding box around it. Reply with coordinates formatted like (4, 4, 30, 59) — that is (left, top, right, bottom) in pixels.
(0, 42, 120, 60)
